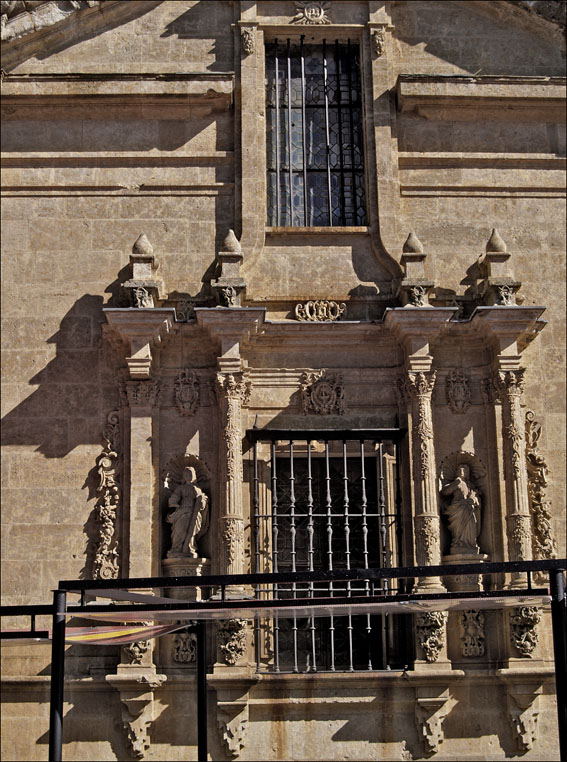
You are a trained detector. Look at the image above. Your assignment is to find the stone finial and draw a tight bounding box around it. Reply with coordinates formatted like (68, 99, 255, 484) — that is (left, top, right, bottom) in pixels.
(122, 233, 164, 308)
(486, 228, 507, 253)
(132, 233, 154, 259)
(397, 232, 434, 306)
(403, 231, 424, 254)
(222, 229, 241, 253)
(478, 228, 520, 306)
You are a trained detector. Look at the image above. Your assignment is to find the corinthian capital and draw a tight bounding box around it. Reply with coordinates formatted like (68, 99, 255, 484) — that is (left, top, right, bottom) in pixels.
(215, 372, 251, 404)
(405, 371, 437, 399)
(497, 369, 525, 397)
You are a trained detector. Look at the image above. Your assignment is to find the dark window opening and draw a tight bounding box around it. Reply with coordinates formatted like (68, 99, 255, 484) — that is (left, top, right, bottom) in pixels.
(266, 39, 366, 227)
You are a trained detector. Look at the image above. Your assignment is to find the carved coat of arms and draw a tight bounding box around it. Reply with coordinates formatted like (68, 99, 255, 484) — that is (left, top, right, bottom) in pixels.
(300, 370, 346, 415)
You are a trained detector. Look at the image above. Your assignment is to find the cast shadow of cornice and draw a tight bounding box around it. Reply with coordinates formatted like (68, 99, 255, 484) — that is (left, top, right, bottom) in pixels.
(1, 293, 121, 459)
(160, 0, 235, 73)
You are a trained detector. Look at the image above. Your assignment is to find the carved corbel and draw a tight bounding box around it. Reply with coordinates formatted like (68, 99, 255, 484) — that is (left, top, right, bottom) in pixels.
(497, 676, 544, 753)
(103, 308, 176, 379)
(415, 688, 450, 754)
(217, 701, 249, 759)
(106, 673, 166, 760)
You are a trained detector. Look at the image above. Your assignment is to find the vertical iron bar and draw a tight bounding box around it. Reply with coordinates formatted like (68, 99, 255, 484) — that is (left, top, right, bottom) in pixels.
(334, 41, 346, 226)
(274, 40, 281, 226)
(300, 35, 308, 225)
(322, 39, 333, 225)
(395, 440, 404, 592)
(289, 440, 299, 673)
(343, 440, 354, 671)
(253, 442, 261, 672)
(307, 440, 317, 672)
(271, 441, 280, 673)
(346, 39, 357, 224)
(48, 589, 66, 762)
(325, 441, 335, 670)
(286, 39, 293, 226)
(378, 441, 390, 669)
(360, 441, 372, 670)
(549, 569, 566, 761)
(197, 621, 208, 762)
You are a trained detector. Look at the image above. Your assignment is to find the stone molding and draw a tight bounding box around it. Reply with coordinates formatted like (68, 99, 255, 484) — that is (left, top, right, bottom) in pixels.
(103, 308, 176, 380)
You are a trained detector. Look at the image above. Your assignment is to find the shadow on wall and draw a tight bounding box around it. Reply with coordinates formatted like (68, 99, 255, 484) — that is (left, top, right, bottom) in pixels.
(160, 0, 234, 72)
(0, 292, 122, 459)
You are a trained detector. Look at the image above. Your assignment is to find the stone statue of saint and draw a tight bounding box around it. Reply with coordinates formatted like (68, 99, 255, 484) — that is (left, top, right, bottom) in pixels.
(441, 463, 482, 555)
(166, 466, 209, 558)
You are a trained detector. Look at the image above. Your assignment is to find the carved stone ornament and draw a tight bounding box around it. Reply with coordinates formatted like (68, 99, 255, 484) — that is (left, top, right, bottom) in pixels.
(294, 300, 346, 322)
(241, 27, 255, 55)
(292, 0, 331, 24)
(175, 299, 195, 322)
(415, 693, 450, 754)
(122, 380, 161, 408)
(222, 518, 245, 568)
(221, 286, 237, 307)
(525, 410, 557, 569)
(408, 285, 427, 307)
(507, 687, 541, 752)
(481, 377, 500, 404)
(215, 372, 251, 405)
(415, 515, 439, 566)
(300, 370, 346, 415)
(416, 611, 447, 663)
(506, 513, 532, 563)
(124, 640, 151, 666)
(217, 702, 249, 759)
(496, 284, 515, 305)
(173, 630, 196, 663)
(460, 610, 485, 657)
(405, 371, 435, 478)
(217, 619, 248, 665)
(132, 286, 154, 309)
(93, 411, 121, 580)
(371, 27, 386, 57)
(174, 370, 200, 417)
(163, 454, 211, 560)
(510, 606, 541, 656)
(446, 368, 471, 414)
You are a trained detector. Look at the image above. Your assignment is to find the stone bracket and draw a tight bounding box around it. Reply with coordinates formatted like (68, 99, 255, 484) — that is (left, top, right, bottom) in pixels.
(497, 672, 545, 752)
(209, 677, 257, 759)
(196, 307, 265, 373)
(106, 671, 166, 760)
(415, 686, 451, 754)
(103, 308, 176, 379)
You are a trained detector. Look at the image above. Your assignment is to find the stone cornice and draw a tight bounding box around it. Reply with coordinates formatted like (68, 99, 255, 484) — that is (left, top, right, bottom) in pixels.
(103, 307, 176, 379)
(196, 307, 265, 372)
(469, 306, 547, 368)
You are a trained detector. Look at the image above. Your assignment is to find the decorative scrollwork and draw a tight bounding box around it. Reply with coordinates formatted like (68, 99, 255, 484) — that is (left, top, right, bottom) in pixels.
(93, 411, 121, 580)
(124, 640, 150, 665)
(218, 619, 247, 665)
(510, 606, 541, 656)
(525, 410, 557, 569)
(416, 611, 447, 663)
(173, 630, 196, 663)
(294, 300, 346, 322)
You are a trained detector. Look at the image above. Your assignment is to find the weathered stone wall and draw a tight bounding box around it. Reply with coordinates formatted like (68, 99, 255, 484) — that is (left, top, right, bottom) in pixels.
(1, 1, 564, 760)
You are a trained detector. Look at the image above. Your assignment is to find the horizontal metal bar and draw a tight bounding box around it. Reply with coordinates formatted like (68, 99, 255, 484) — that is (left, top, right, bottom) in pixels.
(245, 428, 406, 443)
(1, 605, 54, 617)
(56, 559, 566, 593)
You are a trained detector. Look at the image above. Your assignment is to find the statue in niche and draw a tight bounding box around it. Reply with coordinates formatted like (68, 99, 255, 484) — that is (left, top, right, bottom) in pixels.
(441, 463, 482, 555)
(166, 466, 209, 558)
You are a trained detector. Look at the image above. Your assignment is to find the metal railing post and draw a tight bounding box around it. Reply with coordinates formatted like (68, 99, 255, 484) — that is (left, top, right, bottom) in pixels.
(549, 569, 566, 761)
(48, 589, 66, 762)
(197, 621, 208, 762)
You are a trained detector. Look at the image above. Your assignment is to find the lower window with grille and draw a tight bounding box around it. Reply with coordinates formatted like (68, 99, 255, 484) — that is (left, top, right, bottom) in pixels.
(248, 430, 414, 673)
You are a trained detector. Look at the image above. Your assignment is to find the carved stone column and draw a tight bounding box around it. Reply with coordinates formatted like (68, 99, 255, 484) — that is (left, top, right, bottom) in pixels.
(404, 371, 445, 591)
(215, 372, 249, 581)
(496, 369, 533, 587)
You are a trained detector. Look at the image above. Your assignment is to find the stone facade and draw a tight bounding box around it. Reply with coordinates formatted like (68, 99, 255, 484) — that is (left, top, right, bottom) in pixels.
(1, 1, 565, 760)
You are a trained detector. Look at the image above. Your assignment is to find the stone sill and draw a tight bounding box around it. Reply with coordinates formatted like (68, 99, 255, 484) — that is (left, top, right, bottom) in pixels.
(398, 152, 566, 168)
(265, 227, 370, 235)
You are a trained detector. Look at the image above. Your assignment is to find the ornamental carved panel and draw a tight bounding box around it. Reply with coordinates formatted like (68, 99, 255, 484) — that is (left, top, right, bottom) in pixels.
(300, 370, 346, 415)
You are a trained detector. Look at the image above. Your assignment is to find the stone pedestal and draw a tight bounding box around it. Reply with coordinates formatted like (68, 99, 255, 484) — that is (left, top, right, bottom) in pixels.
(442, 552, 489, 592)
(161, 557, 211, 601)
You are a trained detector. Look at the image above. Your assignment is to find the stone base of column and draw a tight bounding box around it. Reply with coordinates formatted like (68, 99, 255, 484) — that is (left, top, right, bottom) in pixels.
(413, 576, 446, 594)
(162, 557, 211, 601)
(442, 552, 489, 592)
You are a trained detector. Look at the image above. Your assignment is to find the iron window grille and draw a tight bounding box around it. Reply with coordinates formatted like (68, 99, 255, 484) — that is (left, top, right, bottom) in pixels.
(266, 38, 366, 227)
(248, 430, 414, 673)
